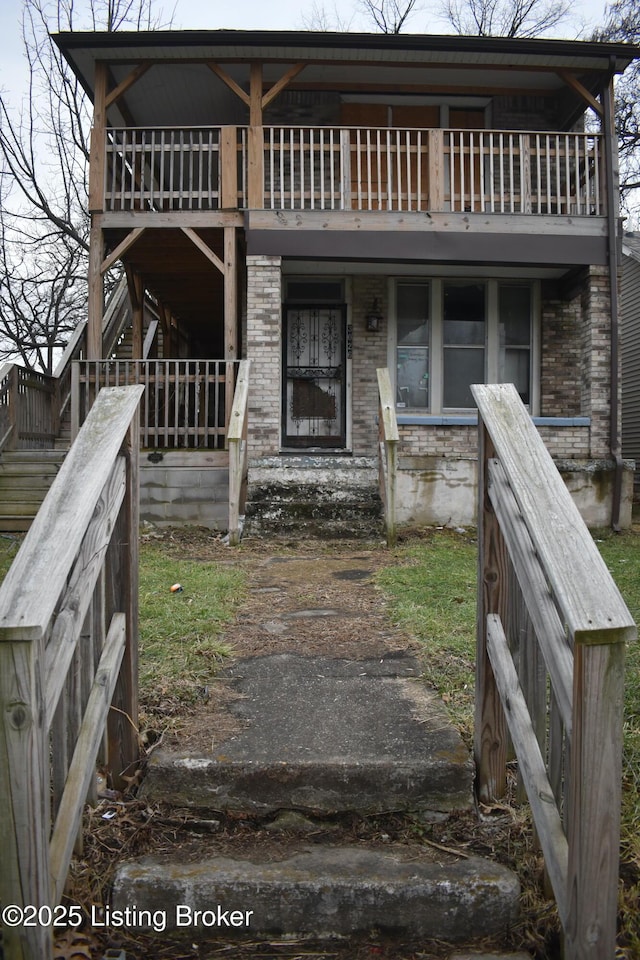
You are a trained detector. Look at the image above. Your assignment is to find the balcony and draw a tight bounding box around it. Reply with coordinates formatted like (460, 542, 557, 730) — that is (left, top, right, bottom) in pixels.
(102, 125, 603, 218)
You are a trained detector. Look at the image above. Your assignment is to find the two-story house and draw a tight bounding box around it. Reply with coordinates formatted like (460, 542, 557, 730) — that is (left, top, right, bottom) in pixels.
(54, 29, 639, 533)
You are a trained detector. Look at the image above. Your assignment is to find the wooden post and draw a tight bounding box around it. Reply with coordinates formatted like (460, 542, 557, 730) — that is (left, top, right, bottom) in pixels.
(7, 363, 19, 450)
(428, 128, 444, 211)
(87, 220, 104, 361)
(125, 266, 144, 360)
(565, 639, 625, 960)
(0, 634, 53, 960)
(220, 126, 239, 209)
(105, 413, 140, 791)
(88, 62, 107, 214)
(475, 417, 509, 802)
(247, 63, 264, 209)
(340, 129, 352, 210)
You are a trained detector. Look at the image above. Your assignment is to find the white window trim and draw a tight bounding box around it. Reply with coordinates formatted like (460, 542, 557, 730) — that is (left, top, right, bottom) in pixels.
(387, 277, 540, 416)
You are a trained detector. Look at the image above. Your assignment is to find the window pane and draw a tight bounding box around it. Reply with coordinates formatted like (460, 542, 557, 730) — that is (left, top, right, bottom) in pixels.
(443, 348, 484, 408)
(499, 285, 531, 345)
(397, 347, 429, 409)
(397, 283, 429, 346)
(504, 349, 530, 405)
(443, 282, 485, 345)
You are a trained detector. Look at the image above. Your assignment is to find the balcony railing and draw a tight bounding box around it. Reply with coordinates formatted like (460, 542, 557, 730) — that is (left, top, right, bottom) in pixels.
(102, 125, 603, 217)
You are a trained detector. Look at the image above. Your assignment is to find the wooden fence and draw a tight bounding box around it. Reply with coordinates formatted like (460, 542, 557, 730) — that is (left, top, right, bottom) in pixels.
(376, 368, 399, 546)
(473, 382, 635, 959)
(72, 359, 237, 449)
(0, 385, 142, 960)
(0, 363, 59, 451)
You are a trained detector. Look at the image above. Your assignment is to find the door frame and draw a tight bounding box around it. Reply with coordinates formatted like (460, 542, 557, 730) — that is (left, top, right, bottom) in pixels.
(281, 301, 349, 450)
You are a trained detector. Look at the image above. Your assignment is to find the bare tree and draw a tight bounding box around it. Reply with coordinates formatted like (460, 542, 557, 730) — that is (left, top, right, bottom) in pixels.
(596, 0, 640, 215)
(356, 0, 421, 33)
(0, 0, 170, 373)
(441, 0, 573, 38)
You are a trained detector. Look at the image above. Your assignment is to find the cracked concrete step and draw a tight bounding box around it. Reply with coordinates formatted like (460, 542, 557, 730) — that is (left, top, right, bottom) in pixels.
(112, 845, 520, 943)
(142, 653, 474, 816)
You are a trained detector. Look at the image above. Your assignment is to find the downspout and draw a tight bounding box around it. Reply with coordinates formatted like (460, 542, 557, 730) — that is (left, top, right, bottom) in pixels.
(602, 59, 623, 531)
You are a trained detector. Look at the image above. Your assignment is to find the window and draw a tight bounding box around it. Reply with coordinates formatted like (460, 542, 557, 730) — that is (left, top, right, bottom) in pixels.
(393, 278, 536, 413)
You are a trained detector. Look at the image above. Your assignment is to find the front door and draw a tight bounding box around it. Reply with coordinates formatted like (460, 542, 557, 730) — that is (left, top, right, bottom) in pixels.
(282, 304, 347, 449)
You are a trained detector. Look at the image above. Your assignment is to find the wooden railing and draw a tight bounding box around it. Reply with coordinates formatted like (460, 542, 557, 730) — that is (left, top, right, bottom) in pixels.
(101, 125, 604, 217)
(376, 368, 399, 547)
(227, 359, 250, 546)
(0, 363, 59, 451)
(72, 359, 238, 449)
(0, 278, 134, 457)
(105, 126, 247, 211)
(473, 382, 635, 959)
(0, 385, 142, 960)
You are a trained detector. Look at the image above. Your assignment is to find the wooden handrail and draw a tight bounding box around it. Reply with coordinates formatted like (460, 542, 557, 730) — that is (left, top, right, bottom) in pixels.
(472, 381, 635, 959)
(376, 368, 399, 547)
(0, 385, 142, 960)
(227, 358, 250, 546)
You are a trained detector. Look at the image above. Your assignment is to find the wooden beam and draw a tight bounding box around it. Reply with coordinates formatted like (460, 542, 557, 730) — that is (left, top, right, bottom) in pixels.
(207, 62, 250, 106)
(557, 70, 603, 118)
(87, 220, 104, 360)
(181, 226, 225, 274)
(249, 62, 263, 127)
(105, 63, 152, 109)
(224, 226, 237, 359)
(88, 61, 108, 213)
(220, 127, 239, 209)
(125, 265, 144, 359)
(101, 227, 145, 274)
(262, 63, 306, 109)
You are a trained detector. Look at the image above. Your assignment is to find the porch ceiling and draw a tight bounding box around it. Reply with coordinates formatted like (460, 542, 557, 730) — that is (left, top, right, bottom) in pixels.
(54, 30, 639, 130)
(106, 227, 226, 350)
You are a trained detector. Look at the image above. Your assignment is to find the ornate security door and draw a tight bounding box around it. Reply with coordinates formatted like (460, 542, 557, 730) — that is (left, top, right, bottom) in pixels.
(283, 304, 347, 449)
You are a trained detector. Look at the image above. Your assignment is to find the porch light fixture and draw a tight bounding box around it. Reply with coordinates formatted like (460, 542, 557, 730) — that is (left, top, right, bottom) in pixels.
(366, 298, 383, 332)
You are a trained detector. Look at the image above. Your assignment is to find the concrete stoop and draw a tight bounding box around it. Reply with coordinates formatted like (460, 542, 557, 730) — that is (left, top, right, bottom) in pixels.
(243, 455, 383, 538)
(112, 846, 520, 942)
(119, 653, 524, 951)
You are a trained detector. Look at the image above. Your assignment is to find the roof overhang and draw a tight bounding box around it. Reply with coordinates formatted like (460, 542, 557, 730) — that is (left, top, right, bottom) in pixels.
(52, 29, 640, 128)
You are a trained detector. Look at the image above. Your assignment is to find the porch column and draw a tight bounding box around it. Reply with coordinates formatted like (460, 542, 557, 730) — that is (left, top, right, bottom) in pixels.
(580, 265, 613, 460)
(87, 61, 108, 360)
(246, 255, 281, 458)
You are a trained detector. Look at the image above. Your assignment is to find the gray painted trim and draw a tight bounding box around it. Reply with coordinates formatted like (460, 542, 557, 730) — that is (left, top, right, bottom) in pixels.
(397, 414, 591, 426)
(246, 230, 608, 267)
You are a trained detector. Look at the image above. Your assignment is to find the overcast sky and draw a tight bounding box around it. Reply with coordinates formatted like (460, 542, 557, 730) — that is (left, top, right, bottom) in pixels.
(0, 0, 612, 110)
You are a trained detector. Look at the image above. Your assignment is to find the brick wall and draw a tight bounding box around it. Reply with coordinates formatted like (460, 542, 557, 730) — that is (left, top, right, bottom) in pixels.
(581, 266, 615, 458)
(540, 294, 582, 417)
(351, 276, 389, 453)
(246, 255, 282, 457)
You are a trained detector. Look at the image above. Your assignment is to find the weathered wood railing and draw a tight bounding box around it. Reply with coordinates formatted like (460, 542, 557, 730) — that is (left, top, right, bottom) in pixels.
(0, 385, 142, 960)
(473, 382, 635, 960)
(376, 368, 399, 547)
(101, 124, 604, 216)
(72, 359, 238, 449)
(0, 363, 59, 451)
(0, 278, 134, 456)
(227, 359, 250, 545)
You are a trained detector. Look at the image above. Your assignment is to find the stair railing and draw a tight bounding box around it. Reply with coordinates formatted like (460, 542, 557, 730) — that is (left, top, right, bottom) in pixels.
(0, 385, 143, 960)
(227, 359, 250, 545)
(0, 277, 134, 456)
(473, 382, 635, 960)
(376, 368, 399, 546)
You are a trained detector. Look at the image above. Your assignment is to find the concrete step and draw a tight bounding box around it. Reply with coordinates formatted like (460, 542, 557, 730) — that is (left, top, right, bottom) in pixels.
(142, 653, 474, 817)
(245, 455, 383, 538)
(112, 843, 520, 943)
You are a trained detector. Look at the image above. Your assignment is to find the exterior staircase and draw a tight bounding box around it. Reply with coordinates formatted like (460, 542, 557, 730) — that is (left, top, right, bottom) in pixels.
(0, 450, 67, 532)
(111, 550, 524, 957)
